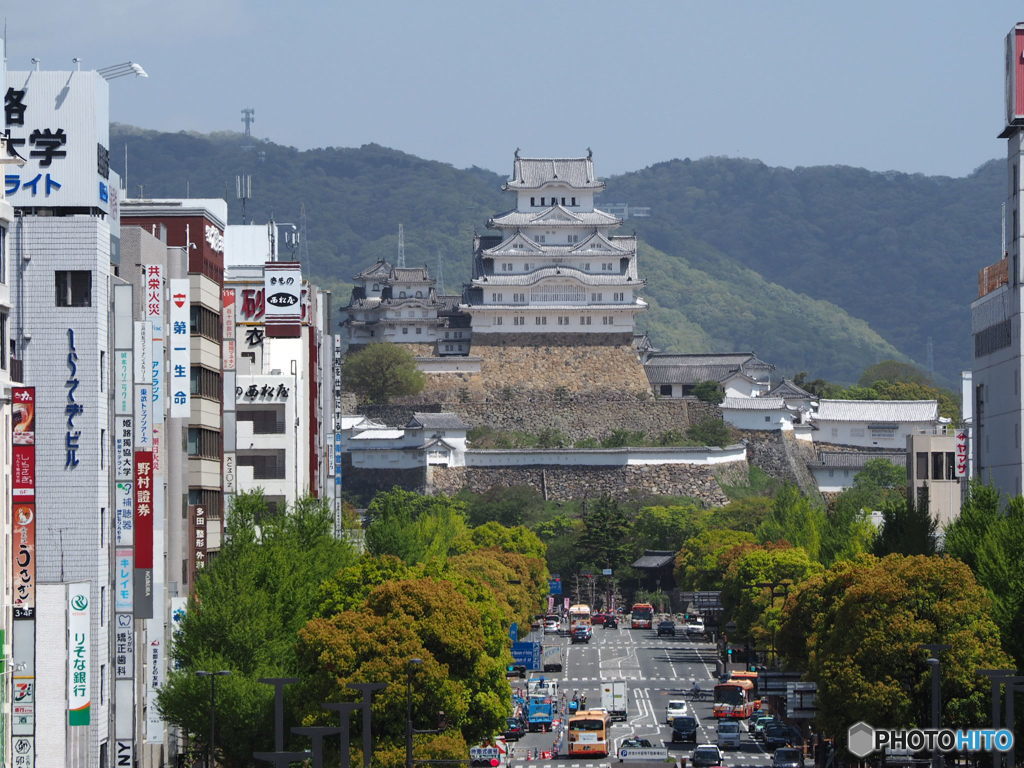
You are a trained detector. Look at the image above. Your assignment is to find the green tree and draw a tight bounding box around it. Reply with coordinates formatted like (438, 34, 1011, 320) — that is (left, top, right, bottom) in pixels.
(458, 485, 545, 527)
(857, 359, 934, 387)
(720, 545, 821, 648)
(158, 493, 357, 767)
(577, 496, 634, 573)
(707, 496, 773, 533)
(756, 484, 825, 561)
(674, 528, 756, 590)
(468, 521, 547, 560)
(364, 488, 470, 564)
(686, 417, 733, 447)
(942, 480, 1001, 571)
(778, 554, 1012, 741)
(691, 380, 725, 403)
(631, 503, 709, 551)
(853, 457, 906, 490)
(872, 493, 936, 556)
(343, 343, 426, 404)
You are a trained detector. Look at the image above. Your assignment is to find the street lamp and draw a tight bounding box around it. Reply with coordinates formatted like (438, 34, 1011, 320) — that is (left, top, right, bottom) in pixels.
(405, 658, 423, 768)
(195, 670, 231, 768)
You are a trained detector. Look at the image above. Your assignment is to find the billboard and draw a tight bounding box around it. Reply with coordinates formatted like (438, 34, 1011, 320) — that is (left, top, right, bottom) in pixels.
(4, 70, 113, 212)
(12, 387, 35, 620)
(67, 583, 91, 726)
(12, 504, 35, 620)
(1006, 25, 1024, 127)
(189, 505, 207, 585)
(134, 450, 154, 618)
(955, 429, 969, 478)
(264, 261, 302, 336)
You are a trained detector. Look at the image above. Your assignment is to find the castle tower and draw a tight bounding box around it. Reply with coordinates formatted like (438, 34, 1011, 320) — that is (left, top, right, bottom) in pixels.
(461, 151, 647, 342)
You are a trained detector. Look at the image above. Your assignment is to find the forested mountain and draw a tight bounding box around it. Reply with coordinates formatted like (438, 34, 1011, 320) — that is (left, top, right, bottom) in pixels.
(111, 125, 1001, 384)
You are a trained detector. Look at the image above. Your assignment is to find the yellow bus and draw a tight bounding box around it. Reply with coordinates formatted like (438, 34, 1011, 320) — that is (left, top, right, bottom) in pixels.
(567, 709, 610, 757)
(568, 604, 591, 631)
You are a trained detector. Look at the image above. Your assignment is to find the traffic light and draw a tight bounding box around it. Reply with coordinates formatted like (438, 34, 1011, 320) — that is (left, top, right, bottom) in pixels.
(470, 759, 500, 767)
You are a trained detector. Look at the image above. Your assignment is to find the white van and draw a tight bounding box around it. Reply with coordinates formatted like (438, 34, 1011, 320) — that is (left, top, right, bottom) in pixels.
(717, 720, 742, 749)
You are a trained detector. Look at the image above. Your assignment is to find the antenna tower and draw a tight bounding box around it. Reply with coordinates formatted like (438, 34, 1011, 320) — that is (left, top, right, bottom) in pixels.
(241, 108, 255, 137)
(436, 249, 446, 294)
(926, 337, 935, 374)
(397, 223, 406, 268)
(236, 174, 252, 224)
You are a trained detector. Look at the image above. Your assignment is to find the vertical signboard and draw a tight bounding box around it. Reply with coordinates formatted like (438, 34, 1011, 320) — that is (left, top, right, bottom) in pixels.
(133, 452, 154, 618)
(67, 583, 91, 726)
(145, 265, 165, 423)
(169, 279, 191, 418)
(955, 429, 969, 478)
(11, 386, 36, 751)
(188, 505, 207, 586)
(222, 288, 236, 371)
(115, 350, 132, 416)
(222, 288, 237, 506)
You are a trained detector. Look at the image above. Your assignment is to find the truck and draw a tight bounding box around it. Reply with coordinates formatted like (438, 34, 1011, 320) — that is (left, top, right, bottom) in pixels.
(542, 645, 563, 673)
(600, 679, 628, 721)
(527, 677, 558, 700)
(527, 696, 555, 732)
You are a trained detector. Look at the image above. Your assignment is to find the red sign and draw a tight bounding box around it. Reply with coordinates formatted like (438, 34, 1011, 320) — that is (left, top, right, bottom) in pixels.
(12, 503, 35, 619)
(955, 430, 969, 478)
(240, 287, 265, 321)
(134, 451, 154, 568)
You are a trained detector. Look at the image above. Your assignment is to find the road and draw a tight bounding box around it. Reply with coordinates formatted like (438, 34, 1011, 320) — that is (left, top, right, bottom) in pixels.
(505, 623, 772, 768)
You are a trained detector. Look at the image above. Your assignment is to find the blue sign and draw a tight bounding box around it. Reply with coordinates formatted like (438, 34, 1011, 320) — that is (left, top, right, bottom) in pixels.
(510, 622, 518, 643)
(511, 641, 541, 670)
(549, 578, 562, 595)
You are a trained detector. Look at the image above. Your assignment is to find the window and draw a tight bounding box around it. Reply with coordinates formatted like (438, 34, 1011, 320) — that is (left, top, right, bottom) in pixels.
(502, 263, 512, 272)
(55, 270, 92, 307)
(557, 316, 568, 325)
(561, 197, 566, 205)
(602, 316, 614, 325)
(186, 428, 222, 459)
(584, 263, 591, 271)
(100, 587, 106, 627)
(237, 409, 285, 434)
(932, 451, 946, 480)
(100, 664, 106, 705)
(237, 452, 287, 479)
(530, 197, 536, 206)
(514, 316, 525, 326)
(495, 316, 503, 325)
(765, 416, 771, 422)
(445, 344, 453, 351)
(188, 488, 223, 519)
(402, 327, 408, 334)
(571, 197, 577, 206)
(99, 350, 105, 392)
(372, 283, 379, 291)
(613, 292, 624, 301)
(190, 366, 222, 401)
(916, 452, 928, 479)
(415, 327, 422, 334)
(535, 235, 545, 243)
(540, 198, 546, 206)
(567, 234, 579, 244)
(580, 316, 592, 325)
(535, 316, 547, 325)
(190, 305, 221, 342)
(513, 293, 525, 303)
(415, 290, 423, 298)
(946, 451, 956, 478)
(659, 384, 672, 396)
(399, 291, 406, 298)
(100, 507, 106, 547)
(523, 263, 530, 271)
(491, 292, 503, 302)
(591, 293, 603, 302)
(100, 429, 106, 469)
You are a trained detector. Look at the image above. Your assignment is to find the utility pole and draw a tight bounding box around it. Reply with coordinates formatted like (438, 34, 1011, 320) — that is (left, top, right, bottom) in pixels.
(398, 223, 406, 268)
(241, 107, 255, 136)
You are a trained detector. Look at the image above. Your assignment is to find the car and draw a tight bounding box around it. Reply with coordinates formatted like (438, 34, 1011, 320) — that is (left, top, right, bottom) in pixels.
(763, 723, 802, 751)
(530, 615, 544, 630)
(691, 744, 724, 768)
(657, 620, 676, 636)
(543, 619, 561, 634)
(503, 717, 526, 741)
(686, 617, 706, 635)
(772, 748, 804, 768)
(716, 720, 742, 750)
(752, 716, 777, 741)
(604, 615, 619, 629)
(592, 613, 607, 625)
(665, 699, 689, 723)
(571, 627, 591, 644)
(671, 715, 699, 743)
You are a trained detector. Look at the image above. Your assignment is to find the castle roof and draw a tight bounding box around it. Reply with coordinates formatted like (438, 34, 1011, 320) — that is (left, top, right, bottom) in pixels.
(391, 267, 432, 282)
(472, 266, 643, 287)
(767, 379, 815, 400)
(354, 260, 393, 280)
(809, 451, 907, 471)
(720, 396, 791, 411)
(489, 206, 620, 228)
(814, 399, 939, 423)
(504, 156, 604, 191)
(407, 412, 470, 431)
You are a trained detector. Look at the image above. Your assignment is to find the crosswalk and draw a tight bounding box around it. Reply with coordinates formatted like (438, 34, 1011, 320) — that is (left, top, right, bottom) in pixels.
(554, 676, 691, 683)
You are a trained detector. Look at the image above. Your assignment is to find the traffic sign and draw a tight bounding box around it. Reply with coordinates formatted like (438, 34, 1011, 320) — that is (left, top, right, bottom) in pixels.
(619, 747, 669, 761)
(548, 578, 562, 595)
(511, 641, 541, 670)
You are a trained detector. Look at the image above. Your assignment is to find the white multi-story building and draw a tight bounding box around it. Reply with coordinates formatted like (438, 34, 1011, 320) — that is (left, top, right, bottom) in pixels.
(970, 22, 1024, 498)
(462, 152, 647, 338)
(812, 400, 946, 449)
(225, 223, 333, 514)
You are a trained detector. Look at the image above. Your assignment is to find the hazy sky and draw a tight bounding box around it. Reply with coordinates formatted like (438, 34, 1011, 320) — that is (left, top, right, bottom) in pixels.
(4, 1, 1022, 177)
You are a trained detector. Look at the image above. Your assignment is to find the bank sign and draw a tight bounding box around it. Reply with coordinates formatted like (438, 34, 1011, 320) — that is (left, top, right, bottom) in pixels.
(4, 70, 112, 213)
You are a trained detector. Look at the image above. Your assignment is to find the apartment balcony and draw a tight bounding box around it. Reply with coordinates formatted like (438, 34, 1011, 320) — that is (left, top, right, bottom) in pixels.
(236, 463, 293, 501)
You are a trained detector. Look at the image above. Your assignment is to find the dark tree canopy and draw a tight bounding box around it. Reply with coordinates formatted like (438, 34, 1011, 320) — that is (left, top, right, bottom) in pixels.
(343, 343, 426, 404)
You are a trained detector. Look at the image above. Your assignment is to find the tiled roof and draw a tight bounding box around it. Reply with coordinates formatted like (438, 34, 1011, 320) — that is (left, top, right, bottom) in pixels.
(767, 379, 815, 400)
(645, 352, 773, 369)
(505, 156, 604, 190)
(354, 260, 393, 280)
(349, 429, 406, 440)
(391, 267, 431, 282)
(407, 412, 470, 431)
(814, 399, 939, 423)
(720, 396, 789, 411)
(473, 267, 641, 286)
(810, 451, 907, 470)
(632, 550, 676, 569)
(489, 208, 620, 228)
(644, 363, 740, 386)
